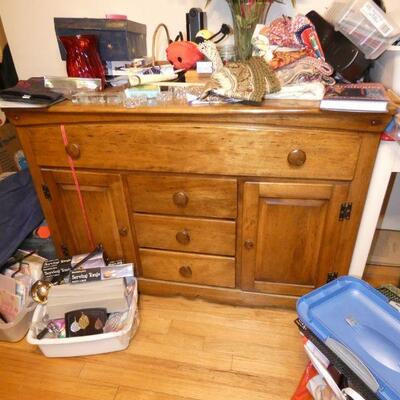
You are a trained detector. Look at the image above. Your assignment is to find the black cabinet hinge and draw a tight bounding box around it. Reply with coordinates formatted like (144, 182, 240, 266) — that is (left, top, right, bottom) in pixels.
(339, 202, 352, 221)
(327, 272, 338, 282)
(41, 184, 52, 201)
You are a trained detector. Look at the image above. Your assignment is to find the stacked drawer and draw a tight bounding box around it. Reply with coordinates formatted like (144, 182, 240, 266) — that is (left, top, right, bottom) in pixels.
(127, 175, 237, 288)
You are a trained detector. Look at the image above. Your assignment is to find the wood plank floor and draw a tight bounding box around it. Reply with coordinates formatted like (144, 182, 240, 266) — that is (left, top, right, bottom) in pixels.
(0, 295, 307, 400)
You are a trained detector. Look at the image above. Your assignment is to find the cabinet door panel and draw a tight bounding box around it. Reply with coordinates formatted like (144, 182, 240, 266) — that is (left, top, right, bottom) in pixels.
(241, 182, 349, 296)
(255, 198, 327, 286)
(42, 169, 136, 263)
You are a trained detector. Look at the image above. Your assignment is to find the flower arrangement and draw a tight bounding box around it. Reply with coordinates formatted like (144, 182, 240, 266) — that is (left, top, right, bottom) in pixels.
(205, 0, 296, 60)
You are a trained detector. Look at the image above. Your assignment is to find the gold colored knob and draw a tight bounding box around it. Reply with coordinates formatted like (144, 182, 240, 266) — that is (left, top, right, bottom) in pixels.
(31, 280, 52, 304)
(179, 265, 192, 278)
(65, 143, 81, 160)
(287, 149, 306, 167)
(119, 227, 128, 237)
(176, 229, 191, 245)
(173, 191, 189, 208)
(244, 240, 254, 250)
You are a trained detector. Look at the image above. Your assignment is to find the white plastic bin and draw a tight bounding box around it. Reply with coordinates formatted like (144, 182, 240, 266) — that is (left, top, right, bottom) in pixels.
(0, 303, 37, 342)
(27, 279, 138, 357)
(326, 0, 400, 59)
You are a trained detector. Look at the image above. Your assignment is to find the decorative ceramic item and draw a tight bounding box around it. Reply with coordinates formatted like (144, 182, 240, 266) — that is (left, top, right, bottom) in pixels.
(70, 318, 81, 333)
(78, 312, 90, 330)
(59, 35, 106, 89)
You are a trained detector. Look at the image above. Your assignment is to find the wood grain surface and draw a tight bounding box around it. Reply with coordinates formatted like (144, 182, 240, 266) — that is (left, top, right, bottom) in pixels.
(26, 123, 360, 180)
(127, 174, 237, 219)
(6, 99, 392, 133)
(134, 214, 236, 256)
(0, 295, 306, 400)
(140, 249, 236, 288)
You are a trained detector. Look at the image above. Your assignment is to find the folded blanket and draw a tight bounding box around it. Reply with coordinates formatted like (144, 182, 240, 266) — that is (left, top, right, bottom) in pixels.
(202, 57, 281, 103)
(264, 82, 326, 101)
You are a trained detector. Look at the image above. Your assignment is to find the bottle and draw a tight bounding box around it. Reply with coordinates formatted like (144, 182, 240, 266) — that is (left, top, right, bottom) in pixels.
(218, 44, 237, 64)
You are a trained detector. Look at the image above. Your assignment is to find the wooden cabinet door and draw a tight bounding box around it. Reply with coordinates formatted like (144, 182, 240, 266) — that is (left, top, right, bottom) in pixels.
(41, 169, 136, 263)
(241, 181, 349, 296)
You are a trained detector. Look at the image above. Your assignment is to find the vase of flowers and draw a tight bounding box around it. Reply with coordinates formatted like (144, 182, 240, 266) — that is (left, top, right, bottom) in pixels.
(206, 0, 295, 61)
(227, 0, 272, 60)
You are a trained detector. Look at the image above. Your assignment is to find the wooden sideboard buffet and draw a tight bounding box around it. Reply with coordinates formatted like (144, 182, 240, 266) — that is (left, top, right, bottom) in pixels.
(6, 100, 392, 308)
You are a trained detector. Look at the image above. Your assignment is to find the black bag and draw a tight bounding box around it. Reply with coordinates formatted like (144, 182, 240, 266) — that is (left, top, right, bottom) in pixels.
(306, 11, 372, 82)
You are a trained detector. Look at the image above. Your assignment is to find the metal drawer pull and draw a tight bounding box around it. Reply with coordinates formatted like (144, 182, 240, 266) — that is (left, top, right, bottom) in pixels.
(179, 265, 192, 278)
(287, 149, 306, 166)
(176, 229, 191, 245)
(65, 143, 81, 160)
(173, 191, 189, 207)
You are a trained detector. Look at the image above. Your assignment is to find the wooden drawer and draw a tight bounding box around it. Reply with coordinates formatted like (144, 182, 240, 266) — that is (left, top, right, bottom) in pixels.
(140, 249, 235, 288)
(128, 175, 237, 219)
(134, 214, 236, 256)
(26, 123, 361, 180)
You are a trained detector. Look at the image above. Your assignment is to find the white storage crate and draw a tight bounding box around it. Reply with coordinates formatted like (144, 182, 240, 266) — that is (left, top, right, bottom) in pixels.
(326, 0, 400, 59)
(27, 279, 138, 357)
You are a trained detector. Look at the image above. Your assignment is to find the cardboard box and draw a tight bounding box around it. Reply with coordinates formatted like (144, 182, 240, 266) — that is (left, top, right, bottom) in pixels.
(0, 123, 21, 173)
(54, 18, 147, 62)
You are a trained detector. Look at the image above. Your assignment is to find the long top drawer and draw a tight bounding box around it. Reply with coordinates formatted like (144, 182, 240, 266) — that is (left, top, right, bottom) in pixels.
(25, 123, 361, 180)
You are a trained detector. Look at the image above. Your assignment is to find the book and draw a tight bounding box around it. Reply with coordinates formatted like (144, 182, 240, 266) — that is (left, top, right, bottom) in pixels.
(320, 83, 389, 113)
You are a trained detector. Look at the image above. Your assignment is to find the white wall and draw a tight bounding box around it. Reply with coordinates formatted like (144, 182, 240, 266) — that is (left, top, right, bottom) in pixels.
(0, 0, 398, 79)
(0, 0, 339, 79)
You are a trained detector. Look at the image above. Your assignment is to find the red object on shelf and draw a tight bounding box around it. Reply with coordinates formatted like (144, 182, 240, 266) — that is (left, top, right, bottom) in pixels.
(59, 35, 106, 89)
(105, 14, 127, 20)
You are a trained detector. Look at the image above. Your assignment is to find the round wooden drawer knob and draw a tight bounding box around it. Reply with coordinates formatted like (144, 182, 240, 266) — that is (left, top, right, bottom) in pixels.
(287, 149, 306, 167)
(179, 265, 192, 278)
(173, 191, 189, 208)
(119, 227, 129, 237)
(244, 239, 254, 250)
(176, 229, 191, 245)
(65, 143, 81, 160)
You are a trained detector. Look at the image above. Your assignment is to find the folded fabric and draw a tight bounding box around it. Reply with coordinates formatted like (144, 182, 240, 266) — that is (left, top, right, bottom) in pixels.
(275, 57, 335, 86)
(202, 57, 281, 103)
(261, 14, 324, 59)
(269, 49, 313, 70)
(264, 82, 326, 101)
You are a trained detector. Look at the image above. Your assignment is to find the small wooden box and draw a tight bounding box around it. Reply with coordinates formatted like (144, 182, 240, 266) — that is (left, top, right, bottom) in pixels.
(54, 17, 147, 61)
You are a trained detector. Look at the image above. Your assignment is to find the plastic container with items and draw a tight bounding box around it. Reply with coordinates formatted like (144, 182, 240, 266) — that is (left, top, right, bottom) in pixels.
(0, 303, 37, 342)
(0, 250, 44, 342)
(27, 277, 139, 357)
(326, 0, 400, 59)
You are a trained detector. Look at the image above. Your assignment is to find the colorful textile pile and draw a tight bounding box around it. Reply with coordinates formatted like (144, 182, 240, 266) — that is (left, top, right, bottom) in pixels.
(199, 14, 334, 103)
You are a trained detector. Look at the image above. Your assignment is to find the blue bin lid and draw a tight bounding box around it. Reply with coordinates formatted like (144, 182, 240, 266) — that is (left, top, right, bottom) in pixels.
(297, 276, 400, 400)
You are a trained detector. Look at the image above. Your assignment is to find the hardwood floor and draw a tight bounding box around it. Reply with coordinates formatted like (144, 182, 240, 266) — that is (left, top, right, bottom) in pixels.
(0, 295, 307, 400)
